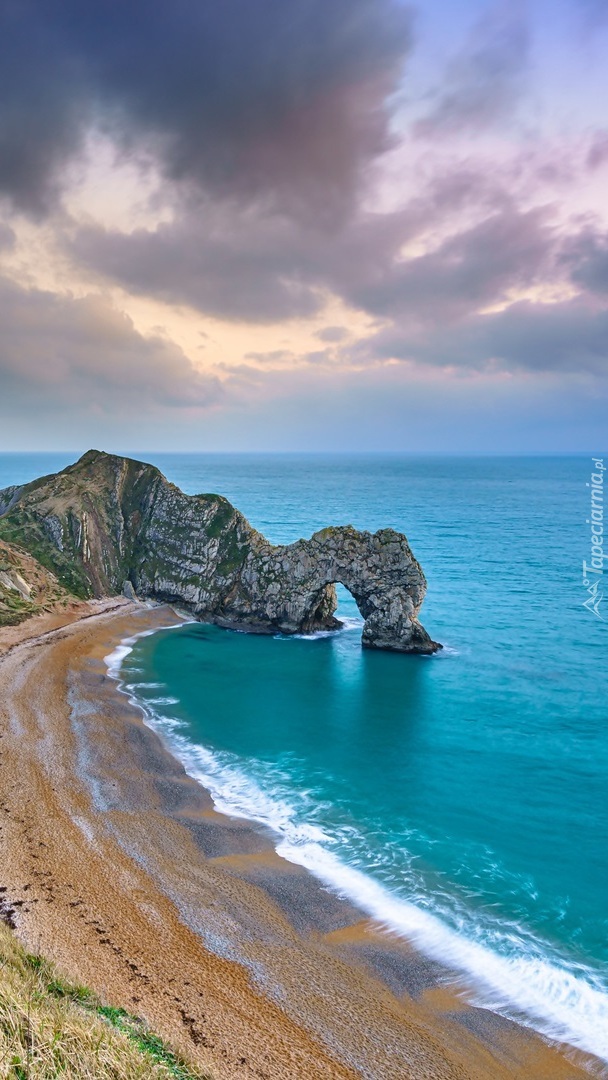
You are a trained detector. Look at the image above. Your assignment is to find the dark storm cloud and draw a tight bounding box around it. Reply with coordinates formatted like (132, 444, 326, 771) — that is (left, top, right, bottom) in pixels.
(70, 187, 423, 321)
(70, 164, 606, 381)
(480, 300, 608, 374)
(564, 230, 608, 296)
(430, 300, 608, 375)
(0, 3, 87, 217)
(351, 297, 608, 376)
(0, 275, 222, 411)
(0, 0, 412, 218)
(70, 169, 516, 322)
(72, 208, 324, 322)
(414, 9, 529, 137)
(338, 207, 608, 377)
(347, 205, 555, 322)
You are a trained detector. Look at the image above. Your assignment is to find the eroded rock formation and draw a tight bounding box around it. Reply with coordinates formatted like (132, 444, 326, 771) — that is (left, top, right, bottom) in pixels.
(0, 451, 440, 653)
(0, 538, 70, 627)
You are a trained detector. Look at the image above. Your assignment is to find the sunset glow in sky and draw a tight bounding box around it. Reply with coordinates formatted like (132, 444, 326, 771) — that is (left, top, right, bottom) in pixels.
(1, 0, 607, 451)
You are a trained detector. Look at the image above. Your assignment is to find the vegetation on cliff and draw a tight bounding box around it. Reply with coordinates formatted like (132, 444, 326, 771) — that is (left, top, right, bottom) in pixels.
(0, 541, 71, 629)
(0, 922, 205, 1079)
(0, 449, 439, 653)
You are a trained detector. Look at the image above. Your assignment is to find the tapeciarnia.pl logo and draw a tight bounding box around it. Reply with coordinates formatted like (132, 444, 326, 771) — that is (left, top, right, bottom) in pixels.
(582, 457, 605, 620)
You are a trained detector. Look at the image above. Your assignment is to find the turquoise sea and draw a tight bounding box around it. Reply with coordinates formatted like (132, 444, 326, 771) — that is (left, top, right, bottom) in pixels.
(2, 453, 607, 1063)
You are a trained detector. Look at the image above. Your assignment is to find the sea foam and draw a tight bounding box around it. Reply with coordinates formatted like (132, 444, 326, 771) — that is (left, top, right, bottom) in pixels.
(105, 627, 608, 1072)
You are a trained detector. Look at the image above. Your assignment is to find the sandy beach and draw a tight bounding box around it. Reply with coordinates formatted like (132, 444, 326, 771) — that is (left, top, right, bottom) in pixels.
(0, 601, 598, 1079)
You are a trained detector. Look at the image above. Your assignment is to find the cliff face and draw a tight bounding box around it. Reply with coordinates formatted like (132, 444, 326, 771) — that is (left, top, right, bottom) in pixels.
(0, 539, 71, 627)
(0, 451, 440, 653)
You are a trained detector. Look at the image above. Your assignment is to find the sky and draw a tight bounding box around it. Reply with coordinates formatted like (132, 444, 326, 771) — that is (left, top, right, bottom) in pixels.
(0, 0, 607, 452)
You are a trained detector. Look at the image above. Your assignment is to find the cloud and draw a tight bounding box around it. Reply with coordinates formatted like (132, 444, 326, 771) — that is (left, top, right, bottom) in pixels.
(0, 1, 605, 456)
(58, 153, 608, 388)
(71, 207, 324, 322)
(0, 225, 15, 250)
(244, 350, 294, 365)
(178, 349, 608, 454)
(414, 8, 529, 138)
(564, 229, 608, 295)
(0, 0, 412, 219)
(0, 5, 87, 217)
(68, 195, 410, 322)
(351, 296, 608, 377)
(69, 168, 520, 324)
(0, 276, 222, 413)
(586, 132, 608, 170)
(315, 326, 349, 342)
(441, 299, 608, 375)
(348, 204, 556, 324)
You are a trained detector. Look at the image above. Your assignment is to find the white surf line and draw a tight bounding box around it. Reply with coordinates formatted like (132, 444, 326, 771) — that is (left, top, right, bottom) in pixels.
(105, 621, 608, 1072)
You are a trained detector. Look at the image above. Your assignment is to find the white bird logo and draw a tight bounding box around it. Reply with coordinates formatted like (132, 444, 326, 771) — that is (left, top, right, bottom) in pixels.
(583, 579, 604, 620)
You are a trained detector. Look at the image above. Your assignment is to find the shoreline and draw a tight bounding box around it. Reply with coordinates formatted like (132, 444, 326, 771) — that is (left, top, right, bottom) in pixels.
(112, 615, 608, 1069)
(0, 601, 599, 1079)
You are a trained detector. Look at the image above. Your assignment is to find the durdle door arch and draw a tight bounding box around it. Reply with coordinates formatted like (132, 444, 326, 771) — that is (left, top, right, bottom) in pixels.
(214, 526, 442, 654)
(0, 452, 441, 655)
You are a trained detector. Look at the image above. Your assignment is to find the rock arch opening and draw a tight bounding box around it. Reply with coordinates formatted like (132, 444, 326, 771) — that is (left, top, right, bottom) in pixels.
(0, 451, 441, 655)
(247, 527, 441, 654)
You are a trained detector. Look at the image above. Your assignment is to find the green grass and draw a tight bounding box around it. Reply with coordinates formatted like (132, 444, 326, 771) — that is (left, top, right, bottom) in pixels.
(0, 589, 36, 628)
(95, 1009, 196, 1079)
(0, 924, 207, 1079)
(0, 515, 91, 600)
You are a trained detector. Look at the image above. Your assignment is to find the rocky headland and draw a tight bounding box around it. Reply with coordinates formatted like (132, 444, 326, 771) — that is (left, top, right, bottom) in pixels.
(0, 450, 440, 653)
(1, 459, 599, 1080)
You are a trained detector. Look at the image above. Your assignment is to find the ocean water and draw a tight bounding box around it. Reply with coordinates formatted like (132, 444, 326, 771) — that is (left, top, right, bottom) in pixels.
(2, 452, 607, 1063)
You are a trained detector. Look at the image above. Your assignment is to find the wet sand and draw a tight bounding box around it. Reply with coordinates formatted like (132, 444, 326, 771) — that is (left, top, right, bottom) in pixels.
(0, 601, 599, 1079)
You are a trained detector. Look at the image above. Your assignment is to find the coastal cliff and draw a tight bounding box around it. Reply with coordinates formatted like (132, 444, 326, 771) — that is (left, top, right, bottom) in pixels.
(0, 450, 440, 653)
(0, 537, 72, 627)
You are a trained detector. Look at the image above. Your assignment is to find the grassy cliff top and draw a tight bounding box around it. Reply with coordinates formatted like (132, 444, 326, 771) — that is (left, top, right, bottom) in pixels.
(0, 921, 206, 1079)
(0, 540, 72, 628)
(0, 450, 248, 602)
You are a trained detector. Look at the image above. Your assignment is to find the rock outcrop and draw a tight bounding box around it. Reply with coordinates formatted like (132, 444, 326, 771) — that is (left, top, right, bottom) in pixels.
(0, 451, 441, 653)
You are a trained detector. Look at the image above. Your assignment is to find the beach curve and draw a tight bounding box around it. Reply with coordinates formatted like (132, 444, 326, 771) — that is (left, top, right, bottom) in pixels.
(0, 600, 599, 1079)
